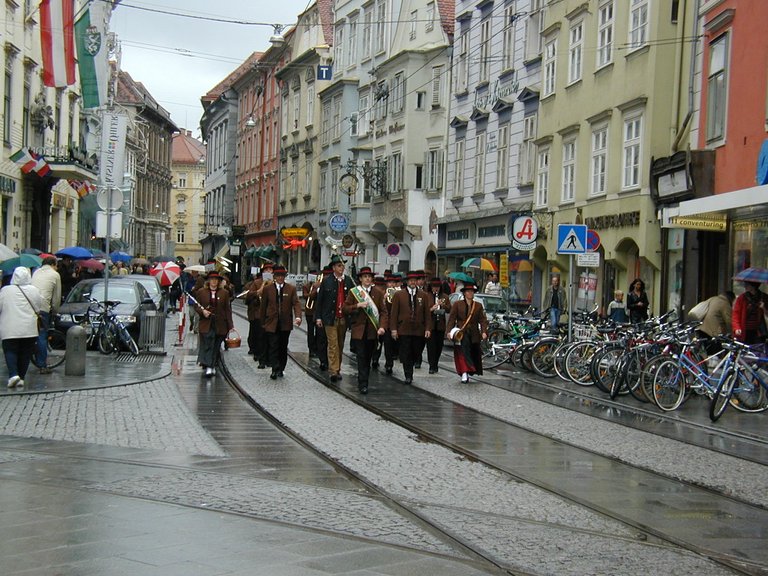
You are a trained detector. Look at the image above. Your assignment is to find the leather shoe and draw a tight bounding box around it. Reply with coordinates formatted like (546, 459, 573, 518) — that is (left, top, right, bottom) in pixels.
(277, 371, 284, 378)
(358, 383, 368, 394)
(258, 363, 266, 369)
(336, 373, 343, 381)
(404, 378, 412, 385)
(428, 368, 437, 374)
(330, 374, 338, 382)
(270, 371, 278, 380)
(319, 364, 328, 371)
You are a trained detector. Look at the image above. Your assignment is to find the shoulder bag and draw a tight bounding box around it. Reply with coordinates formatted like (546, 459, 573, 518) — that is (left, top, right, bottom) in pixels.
(17, 286, 45, 331)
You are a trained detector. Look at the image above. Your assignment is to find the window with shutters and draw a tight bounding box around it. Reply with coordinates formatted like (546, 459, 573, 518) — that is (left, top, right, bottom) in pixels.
(455, 32, 469, 94)
(376, 0, 386, 53)
(348, 16, 358, 66)
(410, 10, 417, 39)
(358, 91, 369, 135)
(362, 9, 372, 60)
(496, 125, 509, 189)
(392, 72, 405, 113)
(543, 37, 557, 97)
(622, 111, 643, 189)
(518, 113, 537, 185)
(473, 132, 486, 194)
(319, 168, 327, 208)
(431, 65, 444, 107)
(525, 0, 544, 61)
(292, 92, 300, 130)
(425, 149, 443, 191)
(536, 145, 550, 207)
(479, 19, 491, 83)
(334, 24, 345, 71)
(453, 139, 465, 198)
(332, 95, 342, 140)
(321, 101, 331, 145)
(561, 138, 576, 202)
(389, 152, 403, 197)
(590, 124, 608, 196)
(502, 4, 516, 71)
(331, 166, 339, 209)
(306, 85, 315, 126)
(426, 2, 434, 31)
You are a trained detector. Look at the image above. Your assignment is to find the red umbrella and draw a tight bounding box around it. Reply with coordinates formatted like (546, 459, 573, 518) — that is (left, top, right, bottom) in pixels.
(150, 261, 181, 287)
(77, 258, 105, 271)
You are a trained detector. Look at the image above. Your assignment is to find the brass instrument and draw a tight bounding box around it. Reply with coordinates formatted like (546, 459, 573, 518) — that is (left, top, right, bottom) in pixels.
(385, 287, 398, 304)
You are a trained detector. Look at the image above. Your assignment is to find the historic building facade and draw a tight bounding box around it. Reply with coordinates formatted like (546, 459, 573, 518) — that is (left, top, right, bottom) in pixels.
(170, 130, 206, 265)
(443, 0, 540, 305)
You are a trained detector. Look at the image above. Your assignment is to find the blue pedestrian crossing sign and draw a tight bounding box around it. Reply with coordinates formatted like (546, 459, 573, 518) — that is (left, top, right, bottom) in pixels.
(557, 224, 588, 254)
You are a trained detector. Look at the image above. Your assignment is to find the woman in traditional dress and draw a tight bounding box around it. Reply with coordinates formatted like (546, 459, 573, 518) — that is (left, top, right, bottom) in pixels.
(446, 280, 488, 383)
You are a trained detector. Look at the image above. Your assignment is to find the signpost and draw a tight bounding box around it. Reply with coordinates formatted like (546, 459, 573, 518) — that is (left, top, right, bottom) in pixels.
(557, 224, 588, 341)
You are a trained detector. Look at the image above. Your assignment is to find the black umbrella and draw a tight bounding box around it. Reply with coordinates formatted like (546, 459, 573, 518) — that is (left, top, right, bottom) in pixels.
(150, 255, 175, 263)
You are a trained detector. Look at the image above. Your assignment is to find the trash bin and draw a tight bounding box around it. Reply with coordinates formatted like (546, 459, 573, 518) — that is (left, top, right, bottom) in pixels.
(139, 309, 166, 353)
(65, 325, 87, 376)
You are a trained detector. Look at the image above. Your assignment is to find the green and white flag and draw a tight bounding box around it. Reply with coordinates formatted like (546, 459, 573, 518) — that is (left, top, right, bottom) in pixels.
(75, 1, 110, 109)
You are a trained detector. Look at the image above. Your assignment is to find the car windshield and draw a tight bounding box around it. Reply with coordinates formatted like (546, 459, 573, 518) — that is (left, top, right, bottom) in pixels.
(67, 283, 137, 304)
(480, 295, 506, 314)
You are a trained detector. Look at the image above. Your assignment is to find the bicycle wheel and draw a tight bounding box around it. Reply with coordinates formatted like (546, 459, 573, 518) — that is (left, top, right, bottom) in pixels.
(45, 329, 67, 368)
(592, 347, 623, 394)
(118, 325, 140, 356)
(652, 359, 687, 411)
(609, 354, 629, 399)
(624, 350, 648, 402)
(564, 341, 599, 386)
(97, 325, 118, 355)
(483, 344, 512, 369)
(638, 354, 667, 403)
(553, 341, 576, 381)
(530, 338, 559, 378)
(729, 366, 768, 413)
(710, 369, 736, 421)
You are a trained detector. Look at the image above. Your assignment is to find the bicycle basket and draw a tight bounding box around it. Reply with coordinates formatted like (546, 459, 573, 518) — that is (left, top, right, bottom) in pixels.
(225, 329, 242, 348)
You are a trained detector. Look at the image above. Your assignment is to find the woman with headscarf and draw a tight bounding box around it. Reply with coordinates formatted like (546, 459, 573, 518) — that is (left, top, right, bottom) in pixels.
(446, 280, 488, 383)
(0, 267, 43, 388)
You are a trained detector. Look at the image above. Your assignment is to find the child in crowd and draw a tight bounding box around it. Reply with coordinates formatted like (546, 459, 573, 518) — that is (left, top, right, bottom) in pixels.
(607, 290, 628, 323)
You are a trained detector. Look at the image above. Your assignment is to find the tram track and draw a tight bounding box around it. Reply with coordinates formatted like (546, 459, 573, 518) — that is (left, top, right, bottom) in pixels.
(230, 306, 767, 575)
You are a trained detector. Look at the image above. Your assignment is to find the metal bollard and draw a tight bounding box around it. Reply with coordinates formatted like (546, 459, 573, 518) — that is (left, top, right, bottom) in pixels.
(65, 325, 87, 376)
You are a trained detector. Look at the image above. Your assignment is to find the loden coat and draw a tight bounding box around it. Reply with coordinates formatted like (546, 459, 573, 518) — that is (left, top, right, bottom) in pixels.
(446, 297, 489, 345)
(390, 288, 433, 336)
(342, 285, 389, 340)
(259, 281, 302, 333)
(194, 284, 234, 336)
(244, 278, 263, 322)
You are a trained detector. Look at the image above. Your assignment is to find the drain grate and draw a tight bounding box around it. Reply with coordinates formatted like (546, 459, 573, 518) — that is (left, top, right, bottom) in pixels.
(115, 353, 162, 363)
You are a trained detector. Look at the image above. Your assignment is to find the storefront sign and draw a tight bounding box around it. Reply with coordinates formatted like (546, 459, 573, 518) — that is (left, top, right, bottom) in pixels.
(281, 227, 309, 239)
(584, 211, 640, 230)
(499, 253, 509, 288)
(670, 215, 727, 231)
(511, 216, 538, 251)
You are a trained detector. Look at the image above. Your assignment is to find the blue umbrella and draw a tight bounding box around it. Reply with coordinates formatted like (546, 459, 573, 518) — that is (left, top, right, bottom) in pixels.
(110, 250, 133, 263)
(56, 246, 93, 260)
(734, 267, 768, 284)
(0, 253, 42, 274)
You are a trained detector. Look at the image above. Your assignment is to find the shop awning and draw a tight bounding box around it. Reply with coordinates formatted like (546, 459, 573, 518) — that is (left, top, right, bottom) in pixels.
(676, 184, 768, 219)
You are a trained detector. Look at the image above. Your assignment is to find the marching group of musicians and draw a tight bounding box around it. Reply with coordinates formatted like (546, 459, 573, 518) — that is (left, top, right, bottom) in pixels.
(242, 255, 489, 394)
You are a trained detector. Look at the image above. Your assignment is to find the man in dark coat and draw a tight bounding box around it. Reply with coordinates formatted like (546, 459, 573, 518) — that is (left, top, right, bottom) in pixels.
(314, 255, 355, 382)
(193, 272, 234, 377)
(342, 267, 388, 394)
(243, 271, 264, 358)
(390, 271, 433, 385)
(426, 277, 451, 374)
(259, 265, 302, 379)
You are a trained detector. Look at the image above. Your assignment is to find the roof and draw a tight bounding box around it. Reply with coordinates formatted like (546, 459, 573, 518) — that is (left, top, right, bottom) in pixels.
(115, 70, 177, 128)
(317, 0, 334, 45)
(201, 52, 264, 105)
(172, 130, 206, 164)
(436, 0, 455, 39)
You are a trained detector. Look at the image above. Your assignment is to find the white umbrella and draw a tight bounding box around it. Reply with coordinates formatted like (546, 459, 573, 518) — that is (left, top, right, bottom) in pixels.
(0, 243, 18, 261)
(185, 264, 207, 273)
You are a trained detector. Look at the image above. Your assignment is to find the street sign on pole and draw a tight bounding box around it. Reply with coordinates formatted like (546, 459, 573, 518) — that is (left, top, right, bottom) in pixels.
(557, 224, 588, 254)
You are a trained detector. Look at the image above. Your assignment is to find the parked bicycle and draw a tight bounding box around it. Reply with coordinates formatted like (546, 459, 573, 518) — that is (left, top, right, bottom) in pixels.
(82, 298, 140, 356)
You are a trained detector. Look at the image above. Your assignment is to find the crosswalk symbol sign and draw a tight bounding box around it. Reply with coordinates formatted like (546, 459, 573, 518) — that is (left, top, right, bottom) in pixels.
(557, 224, 587, 254)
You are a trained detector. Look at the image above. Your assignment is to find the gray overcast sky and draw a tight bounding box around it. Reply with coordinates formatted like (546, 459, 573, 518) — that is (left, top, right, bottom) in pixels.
(110, 1, 311, 137)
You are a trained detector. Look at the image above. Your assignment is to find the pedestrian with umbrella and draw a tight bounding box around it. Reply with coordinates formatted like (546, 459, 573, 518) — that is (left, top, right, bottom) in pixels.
(732, 268, 768, 345)
(150, 261, 181, 315)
